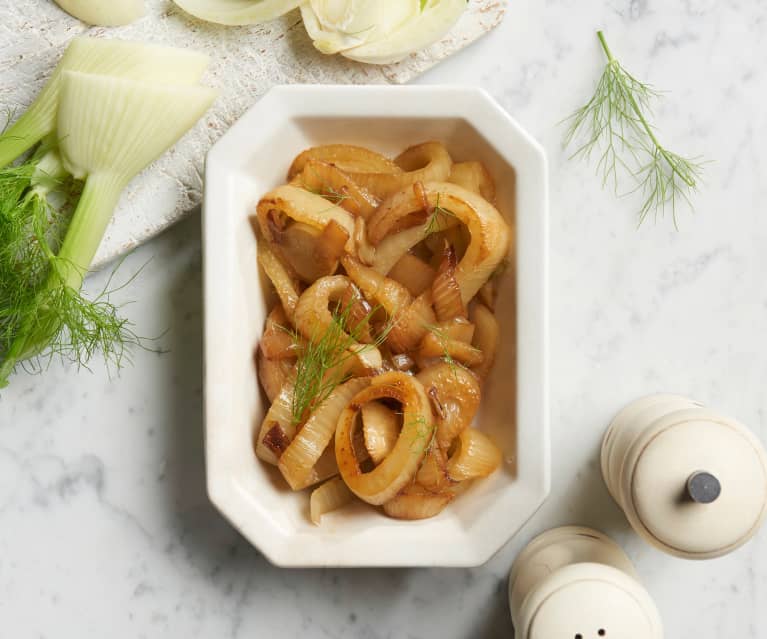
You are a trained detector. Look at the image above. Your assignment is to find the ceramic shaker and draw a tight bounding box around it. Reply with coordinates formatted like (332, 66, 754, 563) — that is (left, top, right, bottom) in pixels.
(601, 394, 767, 559)
(508, 526, 663, 639)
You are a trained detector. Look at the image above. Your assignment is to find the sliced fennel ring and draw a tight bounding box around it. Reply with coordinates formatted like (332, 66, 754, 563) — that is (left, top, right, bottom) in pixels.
(54, 0, 146, 26)
(172, 0, 303, 25)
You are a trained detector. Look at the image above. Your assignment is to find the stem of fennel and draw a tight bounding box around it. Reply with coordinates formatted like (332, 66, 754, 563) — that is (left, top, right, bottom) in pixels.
(0, 330, 27, 387)
(0, 93, 58, 169)
(597, 30, 695, 189)
(0, 172, 125, 385)
(54, 172, 125, 289)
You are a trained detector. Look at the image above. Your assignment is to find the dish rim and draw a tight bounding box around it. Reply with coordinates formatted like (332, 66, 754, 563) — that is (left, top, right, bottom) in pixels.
(202, 84, 550, 567)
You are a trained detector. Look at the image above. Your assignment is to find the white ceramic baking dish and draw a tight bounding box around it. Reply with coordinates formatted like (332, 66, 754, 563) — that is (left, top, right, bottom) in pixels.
(203, 85, 549, 567)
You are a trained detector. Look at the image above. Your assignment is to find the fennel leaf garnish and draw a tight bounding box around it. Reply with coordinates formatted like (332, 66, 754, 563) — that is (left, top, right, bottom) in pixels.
(408, 413, 436, 455)
(424, 193, 456, 236)
(424, 323, 457, 373)
(0, 152, 140, 387)
(284, 298, 391, 426)
(299, 163, 354, 208)
(423, 322, 478, 381)
(564, 30, 704, 227)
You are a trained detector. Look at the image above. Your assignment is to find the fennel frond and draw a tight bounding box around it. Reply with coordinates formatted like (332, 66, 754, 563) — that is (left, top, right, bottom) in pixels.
(287, 299, 391, 427)
(407, 413, 436, 455)
(0, 37, 216, 387)
(0, 152, 140, 386)
(319, 185, 352, 207)
(424, 324, 478, 377)
(424, 193, 456, 235)
(0, 261, 142, 383)
(424, 323, 458, 375)
(301, 179, 352, 208)
(564, 31, 704, 226)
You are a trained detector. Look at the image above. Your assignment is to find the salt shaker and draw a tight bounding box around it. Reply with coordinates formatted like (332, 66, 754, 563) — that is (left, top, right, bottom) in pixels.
(601, 394, 767, 559)
(508, 526, 663, 639)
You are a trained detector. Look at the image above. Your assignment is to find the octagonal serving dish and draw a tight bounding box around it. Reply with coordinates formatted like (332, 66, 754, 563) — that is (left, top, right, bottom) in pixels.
(203, 85, 549, 567)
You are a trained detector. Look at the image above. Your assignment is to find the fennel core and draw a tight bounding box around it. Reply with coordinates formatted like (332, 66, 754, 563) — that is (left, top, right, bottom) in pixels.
(564, 30, 704, 226)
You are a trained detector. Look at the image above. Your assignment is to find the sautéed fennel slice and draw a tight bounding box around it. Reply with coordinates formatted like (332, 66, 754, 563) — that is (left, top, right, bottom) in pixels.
(252, 141, 510, 523)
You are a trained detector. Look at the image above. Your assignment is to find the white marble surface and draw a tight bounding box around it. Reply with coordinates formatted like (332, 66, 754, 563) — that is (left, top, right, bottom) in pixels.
(2, 0, 767, 637)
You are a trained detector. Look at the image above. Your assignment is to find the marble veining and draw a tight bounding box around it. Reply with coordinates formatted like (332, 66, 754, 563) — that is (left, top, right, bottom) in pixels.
(2, 1, 767, 637)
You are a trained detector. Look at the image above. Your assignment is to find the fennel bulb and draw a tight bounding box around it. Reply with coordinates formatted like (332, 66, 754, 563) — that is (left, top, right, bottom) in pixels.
(0, 37, 209, 169)
(342, 0, 468, 64)
(55, 71, 217, 285)
(0, 38, 216, 387)
(300, 0, 418, 54)
(301, 0, 467, 64)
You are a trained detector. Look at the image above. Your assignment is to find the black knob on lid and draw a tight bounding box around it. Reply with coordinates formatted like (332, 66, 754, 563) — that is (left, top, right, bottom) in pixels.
(686, 471, 721, 504)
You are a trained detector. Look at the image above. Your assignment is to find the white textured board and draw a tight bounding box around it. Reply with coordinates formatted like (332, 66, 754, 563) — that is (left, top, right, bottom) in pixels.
(0, 0, 506, 268)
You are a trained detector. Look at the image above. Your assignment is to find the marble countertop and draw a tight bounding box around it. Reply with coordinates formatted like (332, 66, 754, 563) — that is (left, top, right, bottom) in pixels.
(2, 1, 766, 637)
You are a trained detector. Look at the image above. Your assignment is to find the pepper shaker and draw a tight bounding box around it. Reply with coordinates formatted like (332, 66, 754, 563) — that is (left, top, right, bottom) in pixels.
(601, 394, 767, 559)
(508, 526, 663, 639)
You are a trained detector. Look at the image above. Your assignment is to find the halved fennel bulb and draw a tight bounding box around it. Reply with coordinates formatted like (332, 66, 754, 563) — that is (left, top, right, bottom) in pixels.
(301, 0, 419, 54)
(0, 37, 209, 168)
(56, 71, 217, 277)
(0, 71, 215, 378)
(342, 0, 467, 64)
(172, 0, 303, 25)
(0, 40, 216, 387)
(54, 0, 145, 26)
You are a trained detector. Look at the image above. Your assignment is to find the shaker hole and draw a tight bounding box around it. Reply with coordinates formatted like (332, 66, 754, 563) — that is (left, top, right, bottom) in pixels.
(575, 635, 583, 639)
(598, 631, 607, 637)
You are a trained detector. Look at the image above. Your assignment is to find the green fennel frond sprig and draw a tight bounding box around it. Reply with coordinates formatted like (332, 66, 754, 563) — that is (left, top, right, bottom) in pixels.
(320, 185, 352, 207)
(423, 322, 479, 382)
(0, 153, 142, 387)
(283, 298, 392, 427)
(564, 30, 705, 227)
(424, 193, 457, 236)
(1, 259, 143, 382)
(407, 413, 436, 456)
(424, 323, 457, 373)
(300, 173, 352, 208)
